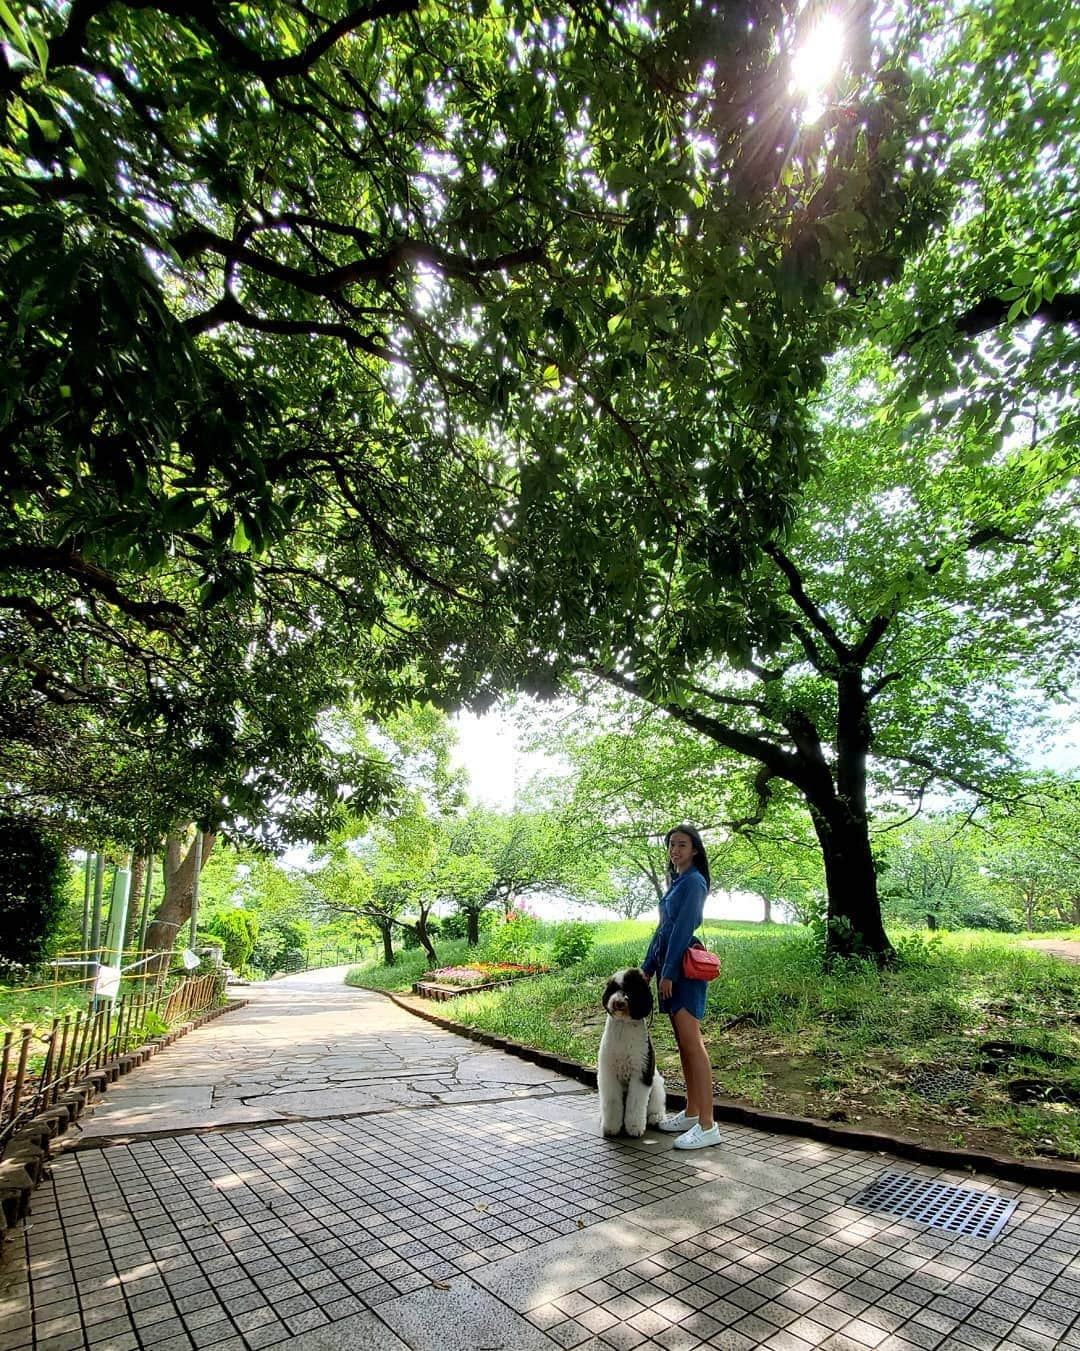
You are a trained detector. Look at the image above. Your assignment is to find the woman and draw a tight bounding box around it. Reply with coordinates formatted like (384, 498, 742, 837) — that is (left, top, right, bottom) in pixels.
(641, 824, 719, 1150)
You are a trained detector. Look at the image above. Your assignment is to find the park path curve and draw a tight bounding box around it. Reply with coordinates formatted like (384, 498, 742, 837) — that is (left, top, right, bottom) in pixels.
(1, 968, 1078, 1351)
(1019, 938, 1080, 963)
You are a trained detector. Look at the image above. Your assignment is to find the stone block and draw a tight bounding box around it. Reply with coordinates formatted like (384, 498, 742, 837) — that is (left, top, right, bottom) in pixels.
(0, 1160, 35, 1224)
(0, 1141, 45, 1184)
(8, 1121, 52, 1152)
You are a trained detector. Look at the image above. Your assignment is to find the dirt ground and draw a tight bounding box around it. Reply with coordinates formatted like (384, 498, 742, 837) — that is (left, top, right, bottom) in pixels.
(655, 1042, 1041, 1163)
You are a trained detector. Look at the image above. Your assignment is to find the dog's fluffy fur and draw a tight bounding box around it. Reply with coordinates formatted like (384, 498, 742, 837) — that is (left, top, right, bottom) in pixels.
(598, 968, 666, 1138)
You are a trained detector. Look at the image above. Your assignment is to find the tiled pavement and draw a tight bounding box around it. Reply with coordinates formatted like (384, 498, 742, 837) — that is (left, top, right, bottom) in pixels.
(2, 971, 1078, 1351)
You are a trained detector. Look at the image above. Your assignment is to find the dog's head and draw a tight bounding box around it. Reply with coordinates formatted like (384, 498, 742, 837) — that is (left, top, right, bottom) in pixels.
(602, 968, 654, 1021)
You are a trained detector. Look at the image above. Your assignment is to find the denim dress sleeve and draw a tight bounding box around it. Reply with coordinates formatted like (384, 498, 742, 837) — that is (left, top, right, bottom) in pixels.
(637, 902, 670, 978)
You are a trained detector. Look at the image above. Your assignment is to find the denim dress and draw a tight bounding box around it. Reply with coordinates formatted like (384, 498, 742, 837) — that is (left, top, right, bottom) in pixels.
(641, 866, 708, 1020)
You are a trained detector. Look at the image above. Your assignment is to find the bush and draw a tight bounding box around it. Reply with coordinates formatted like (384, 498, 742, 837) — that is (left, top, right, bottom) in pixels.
(201, 910, 259, 971)
(483, 908, 542, 964)
(0, 816, 69, 973)
(251, 920, 312, 975)
(549, 920, 596, 968)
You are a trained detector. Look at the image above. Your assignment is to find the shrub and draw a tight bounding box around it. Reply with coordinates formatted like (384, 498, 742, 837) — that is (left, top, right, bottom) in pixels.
(549, 920, 596, 968)
(201, 910, 259, 971)
(484, 907, 542, 964)
(0, 816, 69, 973)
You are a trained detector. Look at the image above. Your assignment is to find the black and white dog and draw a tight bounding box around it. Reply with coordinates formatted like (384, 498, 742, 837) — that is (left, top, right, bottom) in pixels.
(598, 968, 666, 1137)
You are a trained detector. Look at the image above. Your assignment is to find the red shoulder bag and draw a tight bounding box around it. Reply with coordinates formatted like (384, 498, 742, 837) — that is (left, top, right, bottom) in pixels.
(682, 939, 721, 981)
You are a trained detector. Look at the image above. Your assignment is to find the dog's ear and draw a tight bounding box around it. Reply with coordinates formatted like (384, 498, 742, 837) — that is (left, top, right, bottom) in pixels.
(602, 978, 618, 1010)
(625, 968, 654, 1020)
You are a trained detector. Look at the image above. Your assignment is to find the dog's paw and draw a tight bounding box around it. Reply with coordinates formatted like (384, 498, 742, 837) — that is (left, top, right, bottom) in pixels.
(601, 1127, 621, 1138)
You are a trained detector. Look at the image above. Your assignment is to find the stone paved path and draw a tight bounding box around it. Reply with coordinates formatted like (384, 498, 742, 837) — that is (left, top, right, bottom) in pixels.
(2, 969, 1079, 1351)
(1019, 940, 1080, 964)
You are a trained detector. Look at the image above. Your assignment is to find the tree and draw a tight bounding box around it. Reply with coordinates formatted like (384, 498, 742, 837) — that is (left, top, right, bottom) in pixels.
(201, 909, 259, 972)
(1, 0, 936, 855)
(981, 777, 1080, 930)
(443, 805, 601, 944)
(709, 803, 826, 926)
(482, 1, 1080, 961)
(0, 815, 69, 970)
(310, 704, 466, 964)
(514, 344, 1079, 961)
(874, 813, 1000, 930)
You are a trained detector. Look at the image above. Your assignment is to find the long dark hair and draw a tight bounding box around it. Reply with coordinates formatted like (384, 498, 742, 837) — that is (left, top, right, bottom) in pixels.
(665, 824, 711, 889)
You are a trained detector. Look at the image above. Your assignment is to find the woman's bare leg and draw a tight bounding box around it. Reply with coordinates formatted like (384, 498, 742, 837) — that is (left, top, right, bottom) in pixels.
(671, 1009, 714, 1128)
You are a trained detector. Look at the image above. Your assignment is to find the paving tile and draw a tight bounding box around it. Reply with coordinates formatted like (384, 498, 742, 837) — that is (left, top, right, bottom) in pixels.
(598, 1324, 650, 1349)
(840, 1317, 891, 1347)
(763, 1330, 816, 1351)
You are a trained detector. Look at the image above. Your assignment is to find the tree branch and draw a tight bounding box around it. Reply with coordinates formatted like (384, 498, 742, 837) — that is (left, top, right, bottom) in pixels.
(902, 291, 1080, 353)
(171, 227, 544, 294)
(763, 543, 848, 662)
(594, 666, 819, 795)
(0, 548, 185, 629)
(184, 292, 396, 359)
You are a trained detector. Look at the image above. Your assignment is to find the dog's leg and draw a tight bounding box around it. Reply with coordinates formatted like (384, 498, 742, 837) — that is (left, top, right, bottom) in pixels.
(647, 1071, 666, 1126)
(623, 1078, 650, 1137)
(599, 1074, 625, 1137)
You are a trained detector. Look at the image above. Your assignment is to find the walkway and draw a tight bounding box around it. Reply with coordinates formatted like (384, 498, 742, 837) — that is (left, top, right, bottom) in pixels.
(2, 969, 1078, 1351)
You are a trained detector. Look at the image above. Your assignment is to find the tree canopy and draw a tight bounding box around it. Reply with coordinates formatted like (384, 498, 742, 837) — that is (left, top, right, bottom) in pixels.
(3, 0, 1078, 965)
(1, 0, 940, 849)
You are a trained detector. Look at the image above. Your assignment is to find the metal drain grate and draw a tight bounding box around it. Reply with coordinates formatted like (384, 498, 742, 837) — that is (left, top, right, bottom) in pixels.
(851, 1171, 1017, 1241)
(909, 1067, 976, 1102)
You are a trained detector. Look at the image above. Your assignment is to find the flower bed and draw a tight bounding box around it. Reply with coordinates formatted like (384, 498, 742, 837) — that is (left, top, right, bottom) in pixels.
(419, 962, 548, 988)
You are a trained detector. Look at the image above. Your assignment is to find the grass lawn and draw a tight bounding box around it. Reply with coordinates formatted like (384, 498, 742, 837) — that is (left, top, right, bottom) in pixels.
(347, 921, 1080, 1162)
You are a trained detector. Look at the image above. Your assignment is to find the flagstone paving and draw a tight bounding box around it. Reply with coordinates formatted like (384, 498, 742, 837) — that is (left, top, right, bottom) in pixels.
(2, 968, 1078, 1351)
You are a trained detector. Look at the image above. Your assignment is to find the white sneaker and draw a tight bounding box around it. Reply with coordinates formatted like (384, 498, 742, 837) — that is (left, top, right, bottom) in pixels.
(657, 1110, 698, 1134)
(672, 1122, 720, 1150)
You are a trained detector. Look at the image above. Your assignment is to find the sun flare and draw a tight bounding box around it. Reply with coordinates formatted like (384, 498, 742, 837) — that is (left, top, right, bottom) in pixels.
(790, 9, 846, 102)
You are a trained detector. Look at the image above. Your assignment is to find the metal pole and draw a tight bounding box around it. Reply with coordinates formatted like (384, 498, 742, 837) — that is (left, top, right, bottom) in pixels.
(89, 854, 105, 992)
(104, 856, 132, 983)
(81, 852, 93, 955)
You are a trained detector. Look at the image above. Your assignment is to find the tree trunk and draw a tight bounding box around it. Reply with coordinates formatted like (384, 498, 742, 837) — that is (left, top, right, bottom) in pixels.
(124, 855, 147, 953)
(379, 919, 394, 964)
(145, 826, 217, 961)
(413, 908, 439, 966)
(811, 804, 894, 962)
(467, 906, 480, 946)
(761, 894, 773, 925)
(813, 669, 894, 963)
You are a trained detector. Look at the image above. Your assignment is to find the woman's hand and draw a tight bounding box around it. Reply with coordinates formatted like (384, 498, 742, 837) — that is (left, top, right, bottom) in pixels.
(659, 977, 673, 1001)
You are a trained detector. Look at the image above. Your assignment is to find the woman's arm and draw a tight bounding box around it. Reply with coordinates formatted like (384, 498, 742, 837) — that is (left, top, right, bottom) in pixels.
(659, 872, 706, 982)
(641, 907, 671, 978)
